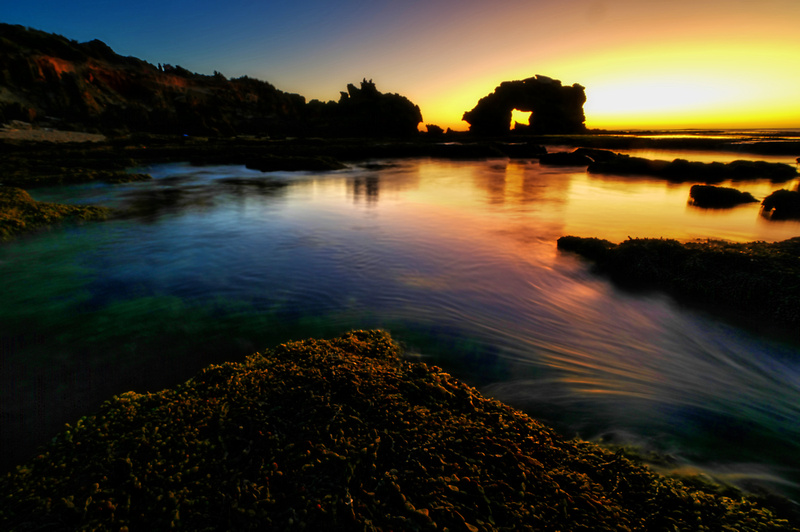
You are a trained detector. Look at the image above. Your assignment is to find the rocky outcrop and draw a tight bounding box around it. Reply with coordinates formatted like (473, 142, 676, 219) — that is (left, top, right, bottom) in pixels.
(0, 25, 422, 138)
(462, 75, 586, 135)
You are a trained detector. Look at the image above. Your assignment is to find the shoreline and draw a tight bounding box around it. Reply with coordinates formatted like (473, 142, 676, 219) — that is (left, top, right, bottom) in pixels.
(2, 330, 796, 530)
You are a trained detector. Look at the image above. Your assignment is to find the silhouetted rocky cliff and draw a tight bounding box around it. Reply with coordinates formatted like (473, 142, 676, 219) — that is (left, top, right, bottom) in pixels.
(0, 24, 422, 137)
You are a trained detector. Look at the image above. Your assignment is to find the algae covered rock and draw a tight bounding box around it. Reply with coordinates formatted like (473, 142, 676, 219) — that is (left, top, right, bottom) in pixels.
(557, 236, 800, 334)
(1, 330, 795, 530)
(0, 185, 109, 240)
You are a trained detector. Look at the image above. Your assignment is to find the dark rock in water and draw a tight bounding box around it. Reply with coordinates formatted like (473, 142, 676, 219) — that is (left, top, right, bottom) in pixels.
(462, 75, 586, 135)
(539, 150, 594, 166)
(496, 142, 547, 158)
(761, 189, 800, 220)
(425, 142, 507, 159)
(244, 155, 346, 172)
(689, 185, 758, 208)
(588, 154, 797, 183)
(573, 147, 618, 163)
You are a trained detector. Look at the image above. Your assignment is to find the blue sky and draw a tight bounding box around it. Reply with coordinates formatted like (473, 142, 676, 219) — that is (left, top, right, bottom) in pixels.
(5, 0, 800, 129)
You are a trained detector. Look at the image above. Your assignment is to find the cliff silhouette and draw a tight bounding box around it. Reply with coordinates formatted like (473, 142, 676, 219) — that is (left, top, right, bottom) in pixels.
(0, 24, 422, 137)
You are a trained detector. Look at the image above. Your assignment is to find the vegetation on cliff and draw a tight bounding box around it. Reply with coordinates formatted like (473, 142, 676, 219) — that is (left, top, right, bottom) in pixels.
(1, 330, 795, 531)
(557, 236, 800, 336)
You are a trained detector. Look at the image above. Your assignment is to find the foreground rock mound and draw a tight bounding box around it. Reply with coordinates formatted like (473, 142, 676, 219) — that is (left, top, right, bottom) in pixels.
(1, 331, 793, 530)
(462, 75, 586, 135)
(557, 236, 800, 335)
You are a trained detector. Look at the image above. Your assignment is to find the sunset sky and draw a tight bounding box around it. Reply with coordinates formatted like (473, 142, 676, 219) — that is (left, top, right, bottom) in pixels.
(5, 0, 800, 131)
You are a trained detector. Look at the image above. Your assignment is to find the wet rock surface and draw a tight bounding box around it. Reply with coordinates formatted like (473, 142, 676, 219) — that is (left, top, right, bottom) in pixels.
(1, 330, 795, 531)
(557, 236, 800, 337)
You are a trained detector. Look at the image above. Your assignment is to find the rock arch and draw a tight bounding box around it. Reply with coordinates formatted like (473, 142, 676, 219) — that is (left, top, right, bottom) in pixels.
(462, 75, 586, 135)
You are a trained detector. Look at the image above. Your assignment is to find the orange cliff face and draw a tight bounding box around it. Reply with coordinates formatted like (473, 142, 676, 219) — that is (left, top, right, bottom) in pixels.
(33, 56, 76, 80)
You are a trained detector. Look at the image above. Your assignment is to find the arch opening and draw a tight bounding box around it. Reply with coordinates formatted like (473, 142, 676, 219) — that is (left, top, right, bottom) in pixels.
(511, 109, 532, 130)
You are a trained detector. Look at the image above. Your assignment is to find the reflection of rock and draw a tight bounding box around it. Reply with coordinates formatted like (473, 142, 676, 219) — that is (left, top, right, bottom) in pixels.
(588, 154, 798, 183)
(305, 79, 422, 137)
(761, 189, 800, 220)
(462, 75, 586, 135)
(351, 175, 380, 204)
(688, 185, 757, 208)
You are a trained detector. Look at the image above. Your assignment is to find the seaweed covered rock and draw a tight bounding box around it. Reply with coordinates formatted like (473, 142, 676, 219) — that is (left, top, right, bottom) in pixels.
(761, 189, 800, 220)
(0, 186, 109, 240)
(557, 236, 800, 335)
(1, 330, 795, 530)
(689, 184, 758, 208)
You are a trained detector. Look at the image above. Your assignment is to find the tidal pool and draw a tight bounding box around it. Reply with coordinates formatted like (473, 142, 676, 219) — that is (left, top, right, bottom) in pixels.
(3, 154, 799, 497)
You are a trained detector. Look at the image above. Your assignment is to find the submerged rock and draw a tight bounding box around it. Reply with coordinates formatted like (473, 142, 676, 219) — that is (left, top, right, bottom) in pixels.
(1, 330, 795, 530)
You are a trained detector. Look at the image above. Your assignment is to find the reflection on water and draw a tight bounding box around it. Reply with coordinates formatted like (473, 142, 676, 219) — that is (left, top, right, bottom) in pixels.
(2, 157, 800, 498)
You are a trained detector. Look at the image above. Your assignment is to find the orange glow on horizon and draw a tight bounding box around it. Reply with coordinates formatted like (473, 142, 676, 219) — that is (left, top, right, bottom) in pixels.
(414, 34, 800, 132)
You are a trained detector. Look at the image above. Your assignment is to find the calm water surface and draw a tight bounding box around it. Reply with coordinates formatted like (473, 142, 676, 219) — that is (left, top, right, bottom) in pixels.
(3, 154, 800, 497)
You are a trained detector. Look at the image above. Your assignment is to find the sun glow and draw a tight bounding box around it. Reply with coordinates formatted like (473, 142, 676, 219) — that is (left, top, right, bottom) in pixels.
(511, 109, 532, 128)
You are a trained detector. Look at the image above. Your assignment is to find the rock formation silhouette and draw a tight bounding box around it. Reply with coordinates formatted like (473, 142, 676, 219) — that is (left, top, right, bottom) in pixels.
(462, 75, 586, 135)
(0, 24, 422, 138)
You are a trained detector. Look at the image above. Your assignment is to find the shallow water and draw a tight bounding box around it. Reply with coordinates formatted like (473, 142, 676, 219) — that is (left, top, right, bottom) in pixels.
(3, 154, 800, 497)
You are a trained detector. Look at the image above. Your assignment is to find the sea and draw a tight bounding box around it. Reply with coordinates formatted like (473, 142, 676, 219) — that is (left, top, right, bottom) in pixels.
(2, 132, 799, 500)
